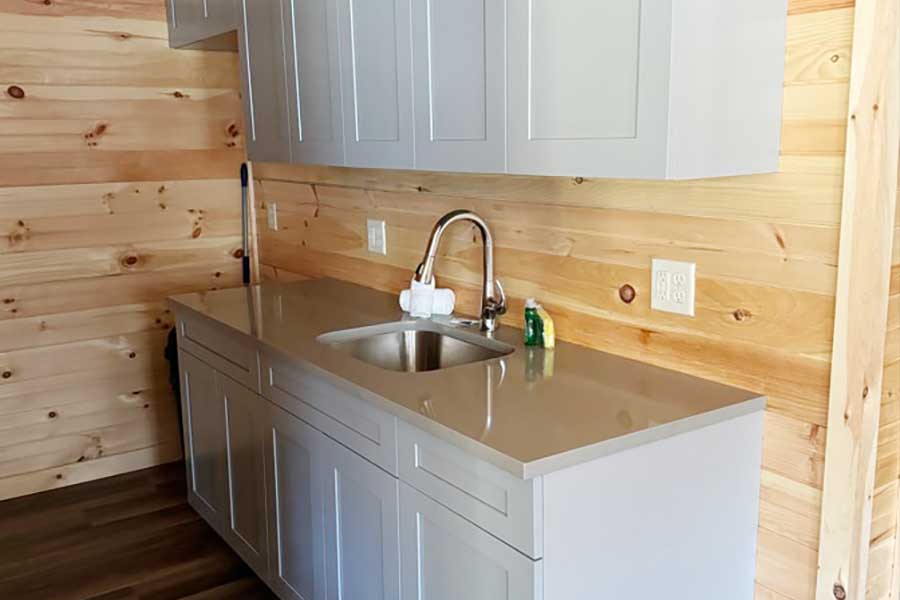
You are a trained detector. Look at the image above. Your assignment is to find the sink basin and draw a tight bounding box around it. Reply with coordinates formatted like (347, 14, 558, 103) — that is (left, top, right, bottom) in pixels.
(317, 321, 513, 373)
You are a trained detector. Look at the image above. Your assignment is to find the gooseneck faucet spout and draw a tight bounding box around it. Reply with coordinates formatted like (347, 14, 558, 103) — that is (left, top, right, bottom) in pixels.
(414, 210, 507, 333)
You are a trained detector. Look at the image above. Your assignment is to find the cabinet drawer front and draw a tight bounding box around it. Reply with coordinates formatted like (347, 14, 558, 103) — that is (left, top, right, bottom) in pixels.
(177, 312, 259, 392)
(261, 352, 399, 475)
(399, 422, 542, 558)
(400, 482, 542, 600)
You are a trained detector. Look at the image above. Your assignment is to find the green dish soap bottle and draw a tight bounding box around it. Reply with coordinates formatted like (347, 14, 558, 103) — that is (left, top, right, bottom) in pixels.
(524, 298, 543, 347)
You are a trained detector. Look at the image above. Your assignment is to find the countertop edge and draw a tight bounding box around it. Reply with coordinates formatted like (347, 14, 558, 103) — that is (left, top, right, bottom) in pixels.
(169, 297, 768, 481)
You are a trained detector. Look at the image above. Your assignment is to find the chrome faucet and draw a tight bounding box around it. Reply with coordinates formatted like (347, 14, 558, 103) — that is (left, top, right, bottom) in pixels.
(414, 210, 507, 333)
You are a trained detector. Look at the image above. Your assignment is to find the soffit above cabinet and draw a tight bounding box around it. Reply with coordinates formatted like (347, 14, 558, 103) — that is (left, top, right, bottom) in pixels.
(169, 0, 788, 180)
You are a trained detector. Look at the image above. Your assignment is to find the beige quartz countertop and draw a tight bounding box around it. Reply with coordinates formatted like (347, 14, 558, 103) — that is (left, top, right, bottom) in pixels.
(169, 278, 765, 479)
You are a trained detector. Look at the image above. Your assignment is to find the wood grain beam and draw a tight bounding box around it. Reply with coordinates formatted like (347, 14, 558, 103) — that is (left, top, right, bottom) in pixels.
(816, 0, 900, 597)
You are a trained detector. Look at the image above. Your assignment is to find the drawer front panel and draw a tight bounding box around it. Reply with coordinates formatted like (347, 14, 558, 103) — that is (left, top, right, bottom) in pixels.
(261, 352, 398, 475)
(399, 421, 542, 558)
(177, 312, 259, 392)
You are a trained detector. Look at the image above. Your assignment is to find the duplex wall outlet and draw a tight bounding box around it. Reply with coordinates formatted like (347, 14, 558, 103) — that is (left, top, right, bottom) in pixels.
(651, 258, 696, 317)
(266, 202, 278, 231)
(367, 219, 387, 255)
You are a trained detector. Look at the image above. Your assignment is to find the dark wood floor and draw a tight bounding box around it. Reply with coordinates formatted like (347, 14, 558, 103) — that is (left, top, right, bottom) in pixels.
(0, 463, 276, 600)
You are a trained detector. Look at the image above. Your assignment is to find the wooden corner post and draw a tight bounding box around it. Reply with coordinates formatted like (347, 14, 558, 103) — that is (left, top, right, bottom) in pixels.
(815, 0, 900, 598)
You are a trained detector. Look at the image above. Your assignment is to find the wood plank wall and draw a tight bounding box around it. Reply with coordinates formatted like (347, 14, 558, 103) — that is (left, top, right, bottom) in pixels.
(251, 2, 873, 599)
(0, 0, 244, 500)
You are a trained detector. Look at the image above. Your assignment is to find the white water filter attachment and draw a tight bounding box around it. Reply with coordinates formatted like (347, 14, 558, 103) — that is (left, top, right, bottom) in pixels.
(399, 277, 456, 317)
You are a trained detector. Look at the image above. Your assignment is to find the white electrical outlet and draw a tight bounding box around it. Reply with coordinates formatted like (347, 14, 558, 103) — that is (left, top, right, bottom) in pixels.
(367, 219, 387, 255)
(267, 202, 278, 231)
(651, 258, 696, 317)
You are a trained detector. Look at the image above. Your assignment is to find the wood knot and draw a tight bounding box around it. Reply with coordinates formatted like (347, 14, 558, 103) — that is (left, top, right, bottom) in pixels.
(833, 584, 846, 600)
(128, 352, 137, 359)
(619, 284, 636, 304)
(173, 90, 186, 99)
(121, 254, 139, 267)
(1, 371, 12, 379)
(232, 248, 245, 259)
(227, 122, 240, 137)
(117, 32, 132, 40)
(6, 85, 25, 99)
(191, 227, 202, 239)
(830, 54, 840, 63)
(732, 308, 753, 322)
(48, 411, 57, 419)
(574, 176, 585, 185)
(863, 385, 870, 400)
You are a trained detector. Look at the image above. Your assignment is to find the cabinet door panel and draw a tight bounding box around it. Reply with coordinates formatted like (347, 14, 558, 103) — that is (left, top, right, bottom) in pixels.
(206, 0, 239, 32)
(179, 351, 229, 530)
(337, 0, 413, 168)
(222, 374, 269, 576)
(400, 483, 541, 600)
(323, 436, 400, 600)
(240, 0, 292, 163)
(267, 404, 327, 600)
(285, 0, 345, 165)
(412, 0, 505, 172)
(507, 0, 671, 178)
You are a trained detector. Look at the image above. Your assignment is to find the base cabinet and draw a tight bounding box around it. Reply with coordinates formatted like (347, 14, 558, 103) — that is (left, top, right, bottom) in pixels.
(399, 483, 541, 600)
(266, 403, 328, 600)
(179, 350, 230, 532)
(222, 374, 270, 577)
(322, 434, 400, 600)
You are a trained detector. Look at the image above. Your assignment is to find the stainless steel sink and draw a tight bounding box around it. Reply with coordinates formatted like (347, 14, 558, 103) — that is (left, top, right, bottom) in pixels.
(317, 321, 513, 373)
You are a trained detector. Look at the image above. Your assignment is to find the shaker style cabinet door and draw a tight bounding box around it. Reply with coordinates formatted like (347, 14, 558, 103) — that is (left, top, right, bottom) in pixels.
(399, 483, 542, 600)
(336, 0, 414, 169)
(266, 403, 328, 600)
(178, 351, 230, 532)
(206, 0, 239, 34)
(506, 0, 672, 178)
(411, 0, 506, 173)
(240, 0, 292, 163)
(168, 0, 207, 46)
(221, 374, 269, 578)
(284, 0, 346, 166)
(322, 434, 400, 600)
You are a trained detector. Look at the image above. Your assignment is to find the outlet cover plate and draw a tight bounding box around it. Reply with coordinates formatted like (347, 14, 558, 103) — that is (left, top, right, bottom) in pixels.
(266, 202, 278, 231)
(367, 219, 387, 255)
(651, 258, 696, 317)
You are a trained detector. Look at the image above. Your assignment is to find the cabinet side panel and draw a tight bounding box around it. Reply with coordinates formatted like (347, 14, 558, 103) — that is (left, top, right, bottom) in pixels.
(666, 0, 787, 179)
(543, 411, 764, 600)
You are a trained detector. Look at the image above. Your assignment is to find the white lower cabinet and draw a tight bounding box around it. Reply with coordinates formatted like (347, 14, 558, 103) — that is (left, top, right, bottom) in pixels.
(322, 434, 401, 600)
(399, 482, 542, 600)
(222, 374, 270, 577)
(266, 403, 329, 600)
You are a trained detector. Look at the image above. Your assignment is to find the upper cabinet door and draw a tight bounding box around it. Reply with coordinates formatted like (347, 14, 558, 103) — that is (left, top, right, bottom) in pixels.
(284, 0, 345, 166)
(240, 0, 292, 163)
(336, 0, 414, 169)
(507, 0, 671, 179)
(206, 0, 240, 33)
(411, 0, 506, 173)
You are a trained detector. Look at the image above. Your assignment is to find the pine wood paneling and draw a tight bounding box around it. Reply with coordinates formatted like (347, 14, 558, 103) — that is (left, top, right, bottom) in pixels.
(0, 1, 243, 498)
(252, 5, 858, 599)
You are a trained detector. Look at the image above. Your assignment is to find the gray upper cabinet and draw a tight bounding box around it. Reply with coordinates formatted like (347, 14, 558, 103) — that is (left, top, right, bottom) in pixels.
(336, 0, 415, 169)
(167, 0, 239, 49)
(240, 0, 292, 163)
(411, 0, 506, 173)
(507, 0, 787, 179)
(284, 0, 345, 166)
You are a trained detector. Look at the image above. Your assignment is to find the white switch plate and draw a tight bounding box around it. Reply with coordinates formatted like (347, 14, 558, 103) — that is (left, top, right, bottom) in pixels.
(651, 258, 696, 317)
(266, 202, 278, 231)
(367, 219, 387, 255)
